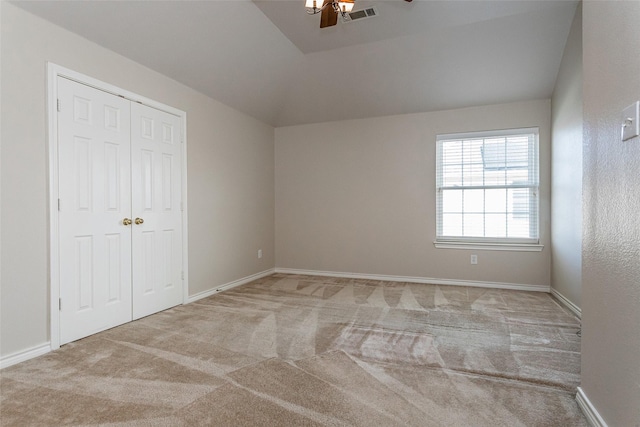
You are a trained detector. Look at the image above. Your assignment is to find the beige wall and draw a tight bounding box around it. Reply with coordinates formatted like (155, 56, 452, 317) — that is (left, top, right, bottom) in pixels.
(0, 3, 275, 358)
(275, 100, 551, 287)
(551, 4, 582, 309)
(581, 1, 640, 425)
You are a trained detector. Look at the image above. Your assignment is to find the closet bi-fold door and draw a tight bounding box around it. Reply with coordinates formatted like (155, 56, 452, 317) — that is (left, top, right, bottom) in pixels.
(130, 102, 183, 320)
(58, 77, 184, 344)
(58, 77, 133, 344)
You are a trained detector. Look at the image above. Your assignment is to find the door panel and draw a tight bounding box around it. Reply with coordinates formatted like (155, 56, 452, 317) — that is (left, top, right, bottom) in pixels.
(58, 77, 132, 344)
(131, 103, 183, 319)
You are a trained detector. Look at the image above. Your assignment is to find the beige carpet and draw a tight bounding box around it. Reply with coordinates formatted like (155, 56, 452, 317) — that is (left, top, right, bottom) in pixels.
(0, 273, 587, 426)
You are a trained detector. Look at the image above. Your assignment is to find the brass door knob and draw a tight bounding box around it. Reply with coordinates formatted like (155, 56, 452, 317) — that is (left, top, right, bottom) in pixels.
(134, 217, 144, 225)
(122, 218, 132, 226)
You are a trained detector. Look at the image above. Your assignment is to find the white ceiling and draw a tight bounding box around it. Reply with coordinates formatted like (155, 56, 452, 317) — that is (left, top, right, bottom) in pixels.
(11, 0, 578, 127)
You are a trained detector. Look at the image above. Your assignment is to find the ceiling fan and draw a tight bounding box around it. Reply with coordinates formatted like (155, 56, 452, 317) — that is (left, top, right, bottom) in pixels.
(306, 0, 412, 29)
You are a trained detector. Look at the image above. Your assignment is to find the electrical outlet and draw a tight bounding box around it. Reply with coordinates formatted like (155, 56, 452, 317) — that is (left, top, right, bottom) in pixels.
(258, 249, 263, 259)
(470, 254, 478, 265)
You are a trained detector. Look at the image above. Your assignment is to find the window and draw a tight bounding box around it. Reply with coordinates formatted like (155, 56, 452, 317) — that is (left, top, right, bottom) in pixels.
(435, 128, 540, 250)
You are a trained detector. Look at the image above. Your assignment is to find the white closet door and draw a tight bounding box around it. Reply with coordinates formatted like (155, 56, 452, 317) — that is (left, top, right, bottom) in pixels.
(58, 77, 133, 344)
(130, 103, 183, 319)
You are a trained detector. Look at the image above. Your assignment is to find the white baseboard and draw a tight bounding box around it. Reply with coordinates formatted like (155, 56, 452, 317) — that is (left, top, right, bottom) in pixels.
(186, 268, 275, 303)
(0, 343, 51, 370)
(551, 288, 582, 319)
(1, 270, 276, 368)
(274, 268, 549, 293)
(576, 387, 608, 427)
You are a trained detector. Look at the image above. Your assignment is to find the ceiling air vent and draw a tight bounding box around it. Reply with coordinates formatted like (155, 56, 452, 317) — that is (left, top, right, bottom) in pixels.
(343, 6, 378, 23)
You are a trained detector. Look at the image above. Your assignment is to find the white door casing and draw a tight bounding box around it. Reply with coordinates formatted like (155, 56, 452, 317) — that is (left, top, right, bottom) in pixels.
(57, 77, 133, 344)
(130, 103, 183, 319)
(51, 66, 188, 347)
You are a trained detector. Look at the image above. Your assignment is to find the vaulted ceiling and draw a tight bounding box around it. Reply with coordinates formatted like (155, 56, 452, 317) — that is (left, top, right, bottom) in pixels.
(12, 0, 579, 127)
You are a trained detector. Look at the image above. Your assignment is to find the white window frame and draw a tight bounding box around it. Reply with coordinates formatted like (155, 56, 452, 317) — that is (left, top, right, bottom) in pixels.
(434, 127, 543, 252)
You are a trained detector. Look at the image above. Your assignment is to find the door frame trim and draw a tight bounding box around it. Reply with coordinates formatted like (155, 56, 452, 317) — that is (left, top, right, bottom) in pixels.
(47, 63, 189, 350)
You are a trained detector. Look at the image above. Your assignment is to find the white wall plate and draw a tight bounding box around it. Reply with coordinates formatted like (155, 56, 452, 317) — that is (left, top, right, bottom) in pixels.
(621, 101, 640, 141)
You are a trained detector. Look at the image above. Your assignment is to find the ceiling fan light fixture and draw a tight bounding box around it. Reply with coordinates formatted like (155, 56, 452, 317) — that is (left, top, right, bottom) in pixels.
(306, 0, 359, 25)
(305, 0, 320, 10)
(337, 0, 355, 13)
(305, 0, 355, 16)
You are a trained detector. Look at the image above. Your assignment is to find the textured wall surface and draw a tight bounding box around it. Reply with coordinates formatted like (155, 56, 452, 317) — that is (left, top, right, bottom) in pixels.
(1, 3, 275, 358)
(551, 4, 582, 308)
(276, 100, 551, 287)
(582, 1, 640, 425)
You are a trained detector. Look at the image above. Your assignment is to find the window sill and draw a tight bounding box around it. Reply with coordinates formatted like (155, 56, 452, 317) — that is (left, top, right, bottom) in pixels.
(433, 241, 544, 252)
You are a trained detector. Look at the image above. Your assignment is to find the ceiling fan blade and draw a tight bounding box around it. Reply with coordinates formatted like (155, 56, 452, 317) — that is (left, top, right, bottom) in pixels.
(320, 1, 338, 28)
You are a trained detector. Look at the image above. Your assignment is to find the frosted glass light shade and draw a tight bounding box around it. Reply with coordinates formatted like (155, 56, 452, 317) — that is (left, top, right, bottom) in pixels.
(305, 0, 321, 9)
(338, 0, 355, 12)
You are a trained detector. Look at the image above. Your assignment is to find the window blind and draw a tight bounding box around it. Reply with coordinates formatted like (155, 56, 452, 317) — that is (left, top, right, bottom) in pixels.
(436, 128, 539, 243)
